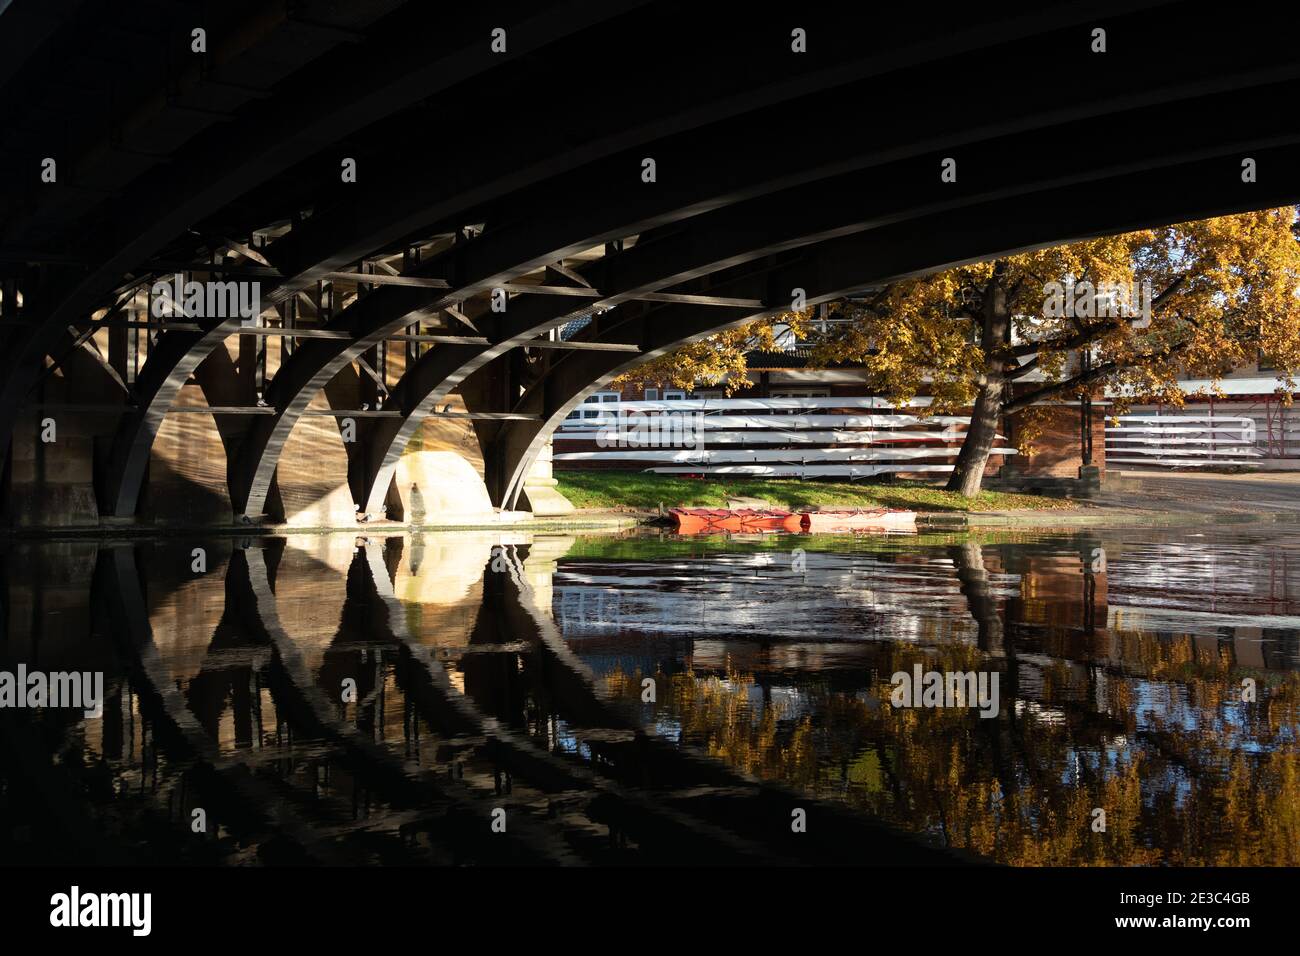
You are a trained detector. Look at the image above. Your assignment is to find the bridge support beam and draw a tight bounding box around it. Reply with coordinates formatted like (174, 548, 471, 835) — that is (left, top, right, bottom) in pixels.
(485, 145, 1300, 511)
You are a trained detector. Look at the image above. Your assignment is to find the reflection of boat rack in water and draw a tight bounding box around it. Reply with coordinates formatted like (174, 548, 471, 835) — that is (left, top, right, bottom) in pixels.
(555, 547, 1016, 644)
(484, 542, 968, 865)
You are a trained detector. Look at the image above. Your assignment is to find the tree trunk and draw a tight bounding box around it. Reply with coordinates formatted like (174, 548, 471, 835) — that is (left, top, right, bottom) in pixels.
(949, 541, 1005, 656)
(945, 267, 1011, 496)
(945, 375, 1005, 495)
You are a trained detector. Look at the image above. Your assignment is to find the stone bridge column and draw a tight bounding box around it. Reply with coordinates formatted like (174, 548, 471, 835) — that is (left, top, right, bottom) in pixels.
(518, 438, 573, 517)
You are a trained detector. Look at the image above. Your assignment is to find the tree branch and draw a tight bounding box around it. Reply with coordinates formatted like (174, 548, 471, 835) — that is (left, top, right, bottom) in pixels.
(1152, 274, 1185, 307)
(1007, 355, 1042, 378)
(1002, 341, 1191, 415)
(1010, 320, 1123, 357)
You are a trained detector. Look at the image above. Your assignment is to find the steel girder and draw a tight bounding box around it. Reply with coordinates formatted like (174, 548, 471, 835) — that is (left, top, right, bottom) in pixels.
(226, 38, 1300, 520)
(86, 0, 1240, 518)
(0, 0, 642, 492)
(488, 142, 1300, 509)
(15, 0, 1055, 507)
(354, 79, 1300, 514)
(131, 4, 1158, 517)
(259, 0, 1155, 286)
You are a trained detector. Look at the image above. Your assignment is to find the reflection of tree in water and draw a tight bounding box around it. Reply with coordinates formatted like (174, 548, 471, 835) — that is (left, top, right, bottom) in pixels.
(600, 639, 1300, 866)
(606, 663, 820, 790)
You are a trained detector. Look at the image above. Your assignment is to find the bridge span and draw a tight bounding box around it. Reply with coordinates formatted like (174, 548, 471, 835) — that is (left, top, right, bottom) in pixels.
(2, 1, 1297, 528)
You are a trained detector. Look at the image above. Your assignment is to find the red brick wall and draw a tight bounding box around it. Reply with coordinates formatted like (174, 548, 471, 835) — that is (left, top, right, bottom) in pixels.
(1003, 396, 1107, 478)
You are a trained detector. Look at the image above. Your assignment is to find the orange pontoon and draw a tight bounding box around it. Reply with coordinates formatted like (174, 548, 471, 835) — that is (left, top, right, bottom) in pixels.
(669, 507, 916, 534)
(670, 508, 803, 534)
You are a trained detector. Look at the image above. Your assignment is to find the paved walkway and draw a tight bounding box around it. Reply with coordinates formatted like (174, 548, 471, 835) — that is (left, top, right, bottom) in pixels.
(955, 469, 1300, 528)
(1101, 469, 1300, 516)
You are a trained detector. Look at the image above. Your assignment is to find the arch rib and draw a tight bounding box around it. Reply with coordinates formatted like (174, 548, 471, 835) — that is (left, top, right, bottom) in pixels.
(493, 145, 1300, 510)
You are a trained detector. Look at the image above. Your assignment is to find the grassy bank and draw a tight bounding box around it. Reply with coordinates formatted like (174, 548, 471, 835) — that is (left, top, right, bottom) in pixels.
(554, 470, 1077, 513)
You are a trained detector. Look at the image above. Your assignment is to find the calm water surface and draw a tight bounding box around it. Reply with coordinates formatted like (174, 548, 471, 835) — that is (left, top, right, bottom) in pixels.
(2, 525, 1296, 865)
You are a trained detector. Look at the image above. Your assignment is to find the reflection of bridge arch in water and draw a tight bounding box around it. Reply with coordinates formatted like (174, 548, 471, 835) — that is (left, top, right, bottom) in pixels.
(16, 535, 961, 864)
(5, 527, 1299, 865)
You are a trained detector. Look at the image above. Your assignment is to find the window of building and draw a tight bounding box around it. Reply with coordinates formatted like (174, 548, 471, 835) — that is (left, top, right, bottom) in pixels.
(565, 390, 622, 422)
(581, 390, 622, 419)
(771, 389, 831, 398)
(664, 389, 687, 401)
(644, 387, 660, 401)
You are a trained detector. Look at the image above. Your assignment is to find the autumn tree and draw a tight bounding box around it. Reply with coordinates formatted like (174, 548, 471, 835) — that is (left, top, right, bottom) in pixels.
(622, 207, 1300, 496)
(814, 207, 1300, 494)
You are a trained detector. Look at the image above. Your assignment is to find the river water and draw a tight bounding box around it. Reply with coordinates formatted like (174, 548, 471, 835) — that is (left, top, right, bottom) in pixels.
(2, 524, 1296, 865)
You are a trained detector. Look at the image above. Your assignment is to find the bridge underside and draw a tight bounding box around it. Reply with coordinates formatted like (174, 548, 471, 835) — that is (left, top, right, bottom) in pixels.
(2, 0, 1298, 528)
